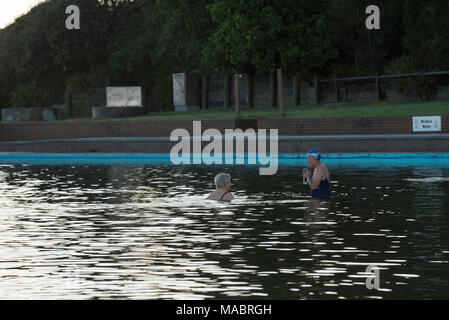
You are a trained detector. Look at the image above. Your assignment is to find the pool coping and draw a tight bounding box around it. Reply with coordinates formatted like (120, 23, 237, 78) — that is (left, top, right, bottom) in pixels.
(1, 134, 449, 154)
(1, 133, 449, 145)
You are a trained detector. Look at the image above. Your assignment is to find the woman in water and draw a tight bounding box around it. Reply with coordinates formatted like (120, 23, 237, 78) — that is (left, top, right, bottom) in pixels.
(302, 148, 331, 200)
(206, 173, 235, 202)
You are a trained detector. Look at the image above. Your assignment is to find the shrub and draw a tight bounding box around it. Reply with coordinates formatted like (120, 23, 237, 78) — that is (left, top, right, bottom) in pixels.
(384, 55, 438, 101)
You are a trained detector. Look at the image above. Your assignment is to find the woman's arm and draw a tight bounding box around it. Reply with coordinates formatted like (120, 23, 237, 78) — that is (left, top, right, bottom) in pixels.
(307, 169, 323, 190)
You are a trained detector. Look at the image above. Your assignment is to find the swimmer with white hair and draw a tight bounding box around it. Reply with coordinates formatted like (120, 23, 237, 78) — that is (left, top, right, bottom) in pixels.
(302, 147, 331, 200)
(206, 173, 235, 202)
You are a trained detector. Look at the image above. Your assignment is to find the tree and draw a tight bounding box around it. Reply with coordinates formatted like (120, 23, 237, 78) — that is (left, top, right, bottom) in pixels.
(157, 0, 215, 72)
(328, 0, 404, 76)
(0, 0, 112, 107)
(402, 0, 449, 71)
(203, 0, 337, 75)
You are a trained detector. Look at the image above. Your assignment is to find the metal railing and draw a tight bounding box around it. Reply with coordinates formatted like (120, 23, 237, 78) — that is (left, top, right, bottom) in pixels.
(318, 70, 449, 103)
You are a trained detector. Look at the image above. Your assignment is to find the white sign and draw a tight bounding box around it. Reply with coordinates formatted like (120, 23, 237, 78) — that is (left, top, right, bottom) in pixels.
(413, 116, 441, 132)
(107, 87, 142, 107)
(173, 73, 186, 106)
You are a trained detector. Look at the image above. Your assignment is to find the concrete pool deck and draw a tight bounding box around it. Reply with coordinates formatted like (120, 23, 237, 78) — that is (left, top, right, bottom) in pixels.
(1, 134, 449, 153)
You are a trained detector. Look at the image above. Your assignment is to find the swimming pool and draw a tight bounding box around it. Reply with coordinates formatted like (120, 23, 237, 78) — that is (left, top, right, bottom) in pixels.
(0, 153, 448, 299)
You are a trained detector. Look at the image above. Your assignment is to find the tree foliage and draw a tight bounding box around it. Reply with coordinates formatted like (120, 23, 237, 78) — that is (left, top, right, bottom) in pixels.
(0, 0, 110, 106)
(157, 0, 215, 72)
(203, 0, 337, 74)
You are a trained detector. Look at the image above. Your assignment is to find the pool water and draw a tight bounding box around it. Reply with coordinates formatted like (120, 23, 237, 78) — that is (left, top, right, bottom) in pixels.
(0, 162, 448, 299)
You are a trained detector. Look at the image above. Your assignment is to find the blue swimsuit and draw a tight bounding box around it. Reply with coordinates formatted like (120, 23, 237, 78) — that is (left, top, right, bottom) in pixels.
(310, 165, 331, 200)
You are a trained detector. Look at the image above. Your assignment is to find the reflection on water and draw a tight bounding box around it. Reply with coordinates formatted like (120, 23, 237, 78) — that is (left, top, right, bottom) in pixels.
(0, 164, 448, 299)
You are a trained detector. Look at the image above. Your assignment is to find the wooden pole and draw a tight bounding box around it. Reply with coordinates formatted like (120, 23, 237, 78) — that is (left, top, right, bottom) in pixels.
(234, 74, 240, 119)
(224, 75, 231, 108)
(201, 74, 209, 110)
(277, 69, 286, 118)
(269, 71, 276, 107)
(142, 85, 147, 113)
(314, 74, 320, 105)
(292, 74, 298, 107)
(375, 74, 380, 103)
(334, 75, 339, 102)
(247, 73, 254, 108)
(65, 87, 72, 118)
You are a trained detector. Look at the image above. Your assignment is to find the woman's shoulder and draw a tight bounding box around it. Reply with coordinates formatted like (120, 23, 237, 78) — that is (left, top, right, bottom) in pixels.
(206, 190, 217, 200)
(207, 190, 234, 201)
(222, 192, 234, 201)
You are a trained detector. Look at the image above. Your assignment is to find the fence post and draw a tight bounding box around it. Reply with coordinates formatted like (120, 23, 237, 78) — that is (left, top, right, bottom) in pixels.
(334, 75, 339, 102)
(375, 74, 381, 103)
(65, 87, 72, 118)
(234, 74, 240, 119)
(277, 69, 286, 118)
(142, 85, 147, 113)
(269, 71, 276, 107)
(247, 73, 254, 108)
(224, 75, 231, 108)
(292, 74, 299, 106)
(314, 74, 320, 105)
(201, 74, 209, 110)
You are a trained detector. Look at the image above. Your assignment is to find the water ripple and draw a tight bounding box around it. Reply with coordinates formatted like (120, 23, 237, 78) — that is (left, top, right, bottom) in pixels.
(0, 165, 448, 299)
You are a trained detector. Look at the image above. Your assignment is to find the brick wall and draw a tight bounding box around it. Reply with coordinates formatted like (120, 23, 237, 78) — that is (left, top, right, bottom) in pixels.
(0, 116, 448, 142)
(257, 116, 448, 135)
(0, 120, 237, 142)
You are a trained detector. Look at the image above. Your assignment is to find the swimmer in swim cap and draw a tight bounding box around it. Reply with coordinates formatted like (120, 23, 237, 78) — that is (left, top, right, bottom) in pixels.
(302, 148, 331, 200)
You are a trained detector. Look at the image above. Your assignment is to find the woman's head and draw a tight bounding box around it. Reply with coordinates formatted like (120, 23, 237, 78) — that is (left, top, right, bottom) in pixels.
(307, 147, 321, 167)
(214, 173, 232, 190)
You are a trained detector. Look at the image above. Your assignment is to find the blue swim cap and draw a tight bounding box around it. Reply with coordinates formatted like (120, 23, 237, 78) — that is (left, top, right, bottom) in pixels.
(307, 148, 321, 160)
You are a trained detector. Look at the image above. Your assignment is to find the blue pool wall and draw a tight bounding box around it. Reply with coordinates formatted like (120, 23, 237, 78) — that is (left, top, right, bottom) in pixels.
(1, 153, 449, 168)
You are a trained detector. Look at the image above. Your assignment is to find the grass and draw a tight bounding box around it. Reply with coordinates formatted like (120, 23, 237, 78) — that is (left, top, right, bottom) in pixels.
(64, 100, 449, 122)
